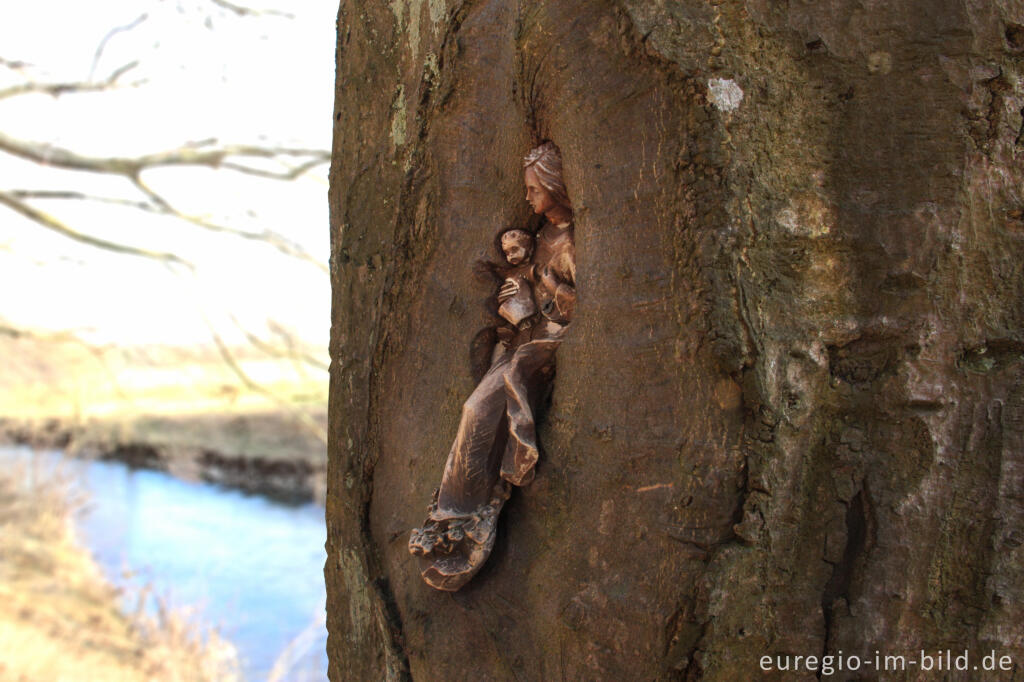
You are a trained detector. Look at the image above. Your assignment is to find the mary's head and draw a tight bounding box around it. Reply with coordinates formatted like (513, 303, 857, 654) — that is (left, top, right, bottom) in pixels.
(523, 142, 572, 220)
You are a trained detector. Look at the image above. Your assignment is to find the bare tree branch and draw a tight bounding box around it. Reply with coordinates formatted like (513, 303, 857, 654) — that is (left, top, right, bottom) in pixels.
(220, 156, 327, 180)
(132, 177, 329, 273)
(209, 0, 294, 19)
(206, 321, 327, 445)
(89, 13, 148, 82)
(229, 315, 329, 372)
(0, 130, 329, 179)
(8, 190, 153, 211)
(8, 185, 328, 273)
(0, 62, 140, 101)
(0, 57, 29, 71)
(0, 191, 192, 268)
(0, 130, 327, 269)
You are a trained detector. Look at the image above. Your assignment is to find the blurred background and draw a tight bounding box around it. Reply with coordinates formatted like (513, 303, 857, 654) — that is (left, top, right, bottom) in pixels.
(0, 0, 334, 679)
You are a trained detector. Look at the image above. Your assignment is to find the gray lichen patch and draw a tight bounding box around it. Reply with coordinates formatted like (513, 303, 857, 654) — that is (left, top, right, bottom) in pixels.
(390, 85, 407, 148)
(707, 77, 743, 112)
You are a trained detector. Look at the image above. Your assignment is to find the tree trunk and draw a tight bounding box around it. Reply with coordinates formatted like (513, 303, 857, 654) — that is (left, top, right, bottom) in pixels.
(326, 0, 1024, 679)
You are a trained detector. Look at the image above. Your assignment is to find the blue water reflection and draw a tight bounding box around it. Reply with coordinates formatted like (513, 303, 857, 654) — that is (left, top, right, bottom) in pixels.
(1, 445, 327, 681)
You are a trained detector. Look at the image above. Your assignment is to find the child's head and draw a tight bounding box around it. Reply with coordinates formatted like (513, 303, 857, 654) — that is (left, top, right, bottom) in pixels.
(500, 228, 533, 266)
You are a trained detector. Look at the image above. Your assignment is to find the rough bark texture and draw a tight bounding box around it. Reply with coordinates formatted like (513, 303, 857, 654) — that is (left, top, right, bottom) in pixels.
(327, 0, 1024, 679)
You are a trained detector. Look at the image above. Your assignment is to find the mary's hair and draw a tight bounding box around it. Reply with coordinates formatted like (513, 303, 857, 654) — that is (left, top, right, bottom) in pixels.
(524, 141, 571, 209)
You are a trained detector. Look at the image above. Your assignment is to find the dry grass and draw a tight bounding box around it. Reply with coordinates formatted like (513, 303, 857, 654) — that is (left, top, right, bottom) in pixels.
(0, 334, 327, 475)
(0, 334, 326, 421)
(0, 460, 239, 682)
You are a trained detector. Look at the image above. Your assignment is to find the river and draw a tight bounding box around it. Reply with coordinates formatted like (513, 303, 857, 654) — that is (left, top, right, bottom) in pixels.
(0, 445, 328, 681)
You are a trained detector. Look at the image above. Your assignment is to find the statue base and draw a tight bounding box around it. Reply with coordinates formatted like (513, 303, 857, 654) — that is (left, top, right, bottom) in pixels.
(408, 482, 511, 591)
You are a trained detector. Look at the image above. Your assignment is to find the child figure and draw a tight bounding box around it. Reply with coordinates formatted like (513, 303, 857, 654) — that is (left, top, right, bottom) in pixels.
(496, 228, 537, 333)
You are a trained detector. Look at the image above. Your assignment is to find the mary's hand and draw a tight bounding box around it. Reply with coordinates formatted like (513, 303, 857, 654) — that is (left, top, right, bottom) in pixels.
(498, 278, 519, 303)
(539, 266, 559, 295)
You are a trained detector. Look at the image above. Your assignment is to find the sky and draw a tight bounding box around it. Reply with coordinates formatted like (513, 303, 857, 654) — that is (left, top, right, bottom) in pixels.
(0, 0, 337, 346)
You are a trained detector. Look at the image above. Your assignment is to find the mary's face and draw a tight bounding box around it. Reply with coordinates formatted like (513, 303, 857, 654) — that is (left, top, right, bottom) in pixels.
(524, 166, 555, 215)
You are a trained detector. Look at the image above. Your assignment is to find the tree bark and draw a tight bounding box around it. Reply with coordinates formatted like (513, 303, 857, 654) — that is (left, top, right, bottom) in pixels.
(327, 0, 1024, 679)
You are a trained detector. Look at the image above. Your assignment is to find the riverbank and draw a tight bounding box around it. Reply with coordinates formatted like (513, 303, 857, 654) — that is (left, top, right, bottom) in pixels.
(0, 335, 329, 679)
(0, 459, 239, 681)
(0, 409, 327, 505)
(0, 334, 328, 504)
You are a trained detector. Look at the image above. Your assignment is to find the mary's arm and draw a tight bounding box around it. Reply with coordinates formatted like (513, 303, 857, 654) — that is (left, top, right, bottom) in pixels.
(553, 280, 575, 321)
(540, 249, 576, 322)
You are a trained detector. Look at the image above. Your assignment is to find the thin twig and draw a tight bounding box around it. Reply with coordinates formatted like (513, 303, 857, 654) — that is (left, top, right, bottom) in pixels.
(0, 57, 29, 71)
(0, 190, 192, 268)
(132, 177, 329, 272)
(210, 0, 294, 19)
(220, 156, 327, 180)
(10, 184, 327, 273)
(89, 13, 148, 82)
(0, 62, 139, 101)
(0, 129, 329, 178)
(8, 189, 152, 211)
(205, 321, 328, 445)
(229, 314, 329, 371)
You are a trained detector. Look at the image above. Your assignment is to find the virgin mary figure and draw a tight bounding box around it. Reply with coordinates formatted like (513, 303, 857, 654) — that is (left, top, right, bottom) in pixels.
(409, 141, 576, 591)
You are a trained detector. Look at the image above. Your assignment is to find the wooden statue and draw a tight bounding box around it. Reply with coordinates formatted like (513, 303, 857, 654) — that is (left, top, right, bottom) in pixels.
(409, 142, 576, 590)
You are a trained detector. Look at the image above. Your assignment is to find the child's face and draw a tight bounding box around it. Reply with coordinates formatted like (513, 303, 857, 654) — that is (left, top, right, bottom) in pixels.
(501, 232, 532, 265)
